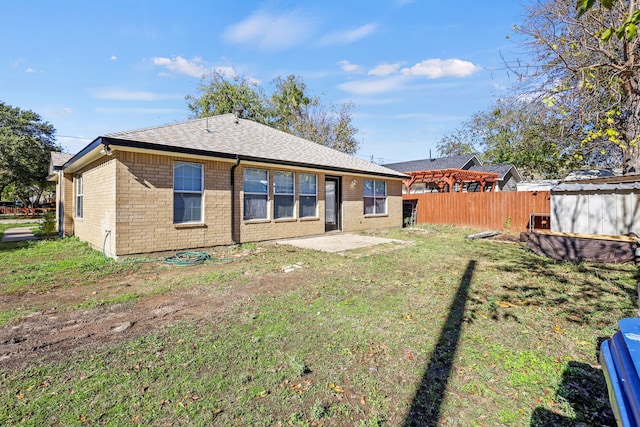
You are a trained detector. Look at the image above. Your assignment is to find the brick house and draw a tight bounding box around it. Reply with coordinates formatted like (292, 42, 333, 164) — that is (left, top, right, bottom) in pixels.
(50, 114, 406, 258)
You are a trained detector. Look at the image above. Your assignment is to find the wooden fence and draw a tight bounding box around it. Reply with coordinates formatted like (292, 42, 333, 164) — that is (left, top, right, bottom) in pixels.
(403, 191, 551, 232)
(0, 207, 53, 216)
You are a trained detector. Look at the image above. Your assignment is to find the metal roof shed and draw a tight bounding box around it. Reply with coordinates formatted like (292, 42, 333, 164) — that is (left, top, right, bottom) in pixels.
(551, 179, 640, 236)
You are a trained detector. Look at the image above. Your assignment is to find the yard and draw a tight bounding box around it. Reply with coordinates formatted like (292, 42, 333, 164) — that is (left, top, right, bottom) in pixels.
(0, 223, 635, 426)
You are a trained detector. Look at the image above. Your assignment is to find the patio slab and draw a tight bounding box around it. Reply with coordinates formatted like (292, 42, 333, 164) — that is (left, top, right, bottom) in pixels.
(275, 232, 405, 253)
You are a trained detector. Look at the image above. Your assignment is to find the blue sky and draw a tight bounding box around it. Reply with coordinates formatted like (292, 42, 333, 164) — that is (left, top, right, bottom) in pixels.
(2, 0, 525, 164)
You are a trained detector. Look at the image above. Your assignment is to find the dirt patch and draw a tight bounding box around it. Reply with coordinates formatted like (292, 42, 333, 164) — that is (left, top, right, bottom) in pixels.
(0, 263, 307, 371)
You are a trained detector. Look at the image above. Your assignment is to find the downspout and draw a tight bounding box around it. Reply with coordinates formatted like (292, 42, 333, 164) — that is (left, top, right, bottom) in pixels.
(230, 155, 241, 244)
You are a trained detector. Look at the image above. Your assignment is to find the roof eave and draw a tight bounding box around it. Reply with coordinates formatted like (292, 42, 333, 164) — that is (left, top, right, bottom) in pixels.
(65, 136, 406, 179)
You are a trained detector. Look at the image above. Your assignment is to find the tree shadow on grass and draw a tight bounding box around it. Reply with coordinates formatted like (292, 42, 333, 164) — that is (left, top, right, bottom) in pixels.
(470, 245, 638, 326)
(530, 361, 616, 427)
(403, 260, 476, 427)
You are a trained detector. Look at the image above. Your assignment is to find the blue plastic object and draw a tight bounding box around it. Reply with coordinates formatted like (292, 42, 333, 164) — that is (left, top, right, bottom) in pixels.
(600, 318, 640, 427)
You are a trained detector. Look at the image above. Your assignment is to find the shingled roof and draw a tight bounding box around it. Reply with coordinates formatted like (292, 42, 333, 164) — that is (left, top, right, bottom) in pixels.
(93, 114, 405, 178)
(470, 163, 521, 181)
(382, 154, 479, 173)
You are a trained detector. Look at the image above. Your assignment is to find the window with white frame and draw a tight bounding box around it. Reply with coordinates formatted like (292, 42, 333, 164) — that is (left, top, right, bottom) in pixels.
(274, 171, 294, 219)
(173, 161, 203, 223)
(244, 168, 269, 220)
(299, 173, 317, 218)
(364, 179, 387, 215)
(75, 175, 83, 218)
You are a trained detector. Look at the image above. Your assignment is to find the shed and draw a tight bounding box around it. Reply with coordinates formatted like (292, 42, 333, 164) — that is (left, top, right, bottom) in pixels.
(551, 177, 640, 236)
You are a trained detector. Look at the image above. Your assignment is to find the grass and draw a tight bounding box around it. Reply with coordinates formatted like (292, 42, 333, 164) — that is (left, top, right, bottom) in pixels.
(0, 223, 636, 426)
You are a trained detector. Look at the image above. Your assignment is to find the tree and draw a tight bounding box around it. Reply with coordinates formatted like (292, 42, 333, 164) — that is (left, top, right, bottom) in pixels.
(437, 98, 585, 179)
(436, 127, 479, 157)
(0, 101, 59, 206)
(513, 0, 640, 173)
(291, 102, 360, 154)
(186, 72, 269, 124)
(269, 75, 314, 133)
(187, 73, 360, 154)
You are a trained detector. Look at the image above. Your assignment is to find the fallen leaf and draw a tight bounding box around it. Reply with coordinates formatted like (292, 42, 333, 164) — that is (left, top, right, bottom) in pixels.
(497, 301, 516, 308)
(329, 383, 344, 393)
(360, 395, 367, 405)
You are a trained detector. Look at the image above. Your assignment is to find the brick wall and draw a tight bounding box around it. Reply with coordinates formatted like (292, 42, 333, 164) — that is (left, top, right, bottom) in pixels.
(114, 152, 234, 256)
(72, 157, 117, 252)
(342, 176, 403, 232)
(236, 166, 403, 243)
(68, 152, 403, 256)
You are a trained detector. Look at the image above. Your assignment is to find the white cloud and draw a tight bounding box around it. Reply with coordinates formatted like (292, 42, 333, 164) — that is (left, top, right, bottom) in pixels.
(111, 55, 118, 61)
(368, 63, 402, 77)
(224, 9, 315, 51)
(401, 58, 480, 78)
(90, 88, 183, 101)
(320, 23, 378, 45)
(152, 56, 208, 77)
(338, 60, 364, 74)
(338, 75, 407, 95)
(25, 67, 36, 73)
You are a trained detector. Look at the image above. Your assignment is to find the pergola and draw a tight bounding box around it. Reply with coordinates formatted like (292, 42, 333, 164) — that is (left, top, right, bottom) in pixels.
(404, 168, 499, 193)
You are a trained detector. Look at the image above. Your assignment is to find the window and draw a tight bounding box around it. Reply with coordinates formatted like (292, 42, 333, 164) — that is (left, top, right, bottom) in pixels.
(299, 173, 317, 218)
(274, 171, 294, 219)
(300, 173, 318, 218)
(174, 162, 203, 223)
(75, 175, 83, 218)
(364, 179, 387, 215)
(244, 168, 268, 220)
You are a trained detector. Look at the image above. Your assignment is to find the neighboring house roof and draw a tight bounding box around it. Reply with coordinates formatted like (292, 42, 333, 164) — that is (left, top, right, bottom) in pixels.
(382, 154, 479, 173)
(554, 181, 640, 192)
(563, 169, 616, 181)
(51, 152, 74, 168)
(48, 152, 74, 180)
(517, 180, 560, 191)
(63, 114, 406, 179)
(470, 163, 522, 181)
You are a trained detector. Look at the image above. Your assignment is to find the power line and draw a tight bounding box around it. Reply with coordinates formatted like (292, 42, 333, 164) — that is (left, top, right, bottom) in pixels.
(57, 135, 93, 140)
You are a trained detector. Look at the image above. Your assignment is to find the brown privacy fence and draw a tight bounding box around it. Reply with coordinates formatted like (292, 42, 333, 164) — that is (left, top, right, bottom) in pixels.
(403, 191, 551, 232)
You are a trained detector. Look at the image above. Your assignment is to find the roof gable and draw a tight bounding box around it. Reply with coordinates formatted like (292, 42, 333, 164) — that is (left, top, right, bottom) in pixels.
(97, 114, 405, 178)
(470, 163, 522, 181)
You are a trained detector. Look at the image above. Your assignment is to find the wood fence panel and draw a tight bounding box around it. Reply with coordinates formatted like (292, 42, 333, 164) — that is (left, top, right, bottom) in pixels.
(404, 191, 550, 232)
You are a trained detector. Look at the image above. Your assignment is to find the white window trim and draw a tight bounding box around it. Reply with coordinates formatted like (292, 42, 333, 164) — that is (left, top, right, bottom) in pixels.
(173, 161, 204, 224)
(299, 173, 318, 218)
(75, 174, 83, 219)
(274, 171, 295, 219)
(364, 179, 387, 215)
(243, 168, 270, 221)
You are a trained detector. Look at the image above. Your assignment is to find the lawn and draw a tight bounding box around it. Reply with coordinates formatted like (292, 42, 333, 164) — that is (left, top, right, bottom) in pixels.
(0, 224, 635, 426)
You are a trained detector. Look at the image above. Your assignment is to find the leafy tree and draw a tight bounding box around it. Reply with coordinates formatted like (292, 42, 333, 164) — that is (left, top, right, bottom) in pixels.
(269, 75, 314, 133)
(186, 72, 269, 123)
(436, 127, 479, 157)
(0, 101, 59, 206)
(437, 99, 585, 179)
(291, 102, 360, 154)
(187, 73, 360, 154)
(512, 0, 640, 173)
